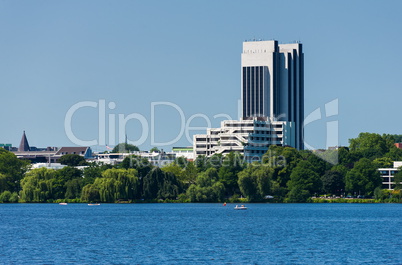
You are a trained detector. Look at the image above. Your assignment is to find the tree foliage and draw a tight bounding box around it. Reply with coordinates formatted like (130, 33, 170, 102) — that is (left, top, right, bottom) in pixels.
(238, 164, 272, 201)
(112, 143, 140, 153)
(142, 167, 182, 200)
(81, 168, 140, 202)
(286, 161, 321, 202)
(187, 168, 225, 202)
(345, 158, 382, 196)
(59, 154, 87, 167)
(0, 148, 29, 192)
(2, 130, 401, 203)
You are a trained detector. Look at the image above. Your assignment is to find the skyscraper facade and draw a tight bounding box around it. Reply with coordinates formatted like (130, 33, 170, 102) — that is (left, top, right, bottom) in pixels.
(241, 40, 304, 149)
(193, 40, 304, 161)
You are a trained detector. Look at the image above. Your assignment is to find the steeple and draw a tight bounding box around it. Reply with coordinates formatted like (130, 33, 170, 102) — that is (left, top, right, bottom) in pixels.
(18, 131, 30, 152)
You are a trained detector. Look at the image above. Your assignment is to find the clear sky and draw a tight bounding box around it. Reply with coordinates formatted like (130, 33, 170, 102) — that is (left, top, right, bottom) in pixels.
(1, 0, 401, 152)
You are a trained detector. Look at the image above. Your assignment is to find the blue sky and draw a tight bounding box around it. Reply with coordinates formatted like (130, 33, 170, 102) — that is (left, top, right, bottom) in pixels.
(1, 0, 401, 152)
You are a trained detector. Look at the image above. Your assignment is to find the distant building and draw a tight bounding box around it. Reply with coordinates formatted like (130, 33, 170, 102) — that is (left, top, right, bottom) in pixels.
(18, 131, 30, 151)
(12, 131, 93, 163)
(395, 143, 402, 149)
(96, 151, 176, 167)
(55, 147, 92, 159)
(171, 147, 194, 161)
(194, 119, 294, 161)
(194, 40, 304, 161)
(378, 161, 402, 190)
(31, 163, 67, 170)
(0, 143, 13, 151)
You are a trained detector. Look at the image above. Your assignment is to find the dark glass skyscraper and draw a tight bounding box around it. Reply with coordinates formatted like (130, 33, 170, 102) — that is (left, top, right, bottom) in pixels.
(241, 40, 304, 149)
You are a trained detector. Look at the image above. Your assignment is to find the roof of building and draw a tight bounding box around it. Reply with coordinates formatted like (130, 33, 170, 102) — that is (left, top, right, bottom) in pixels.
(14, 151, 57, 156)
(18, 131, 30, 152)
(55, 147, 89, 156)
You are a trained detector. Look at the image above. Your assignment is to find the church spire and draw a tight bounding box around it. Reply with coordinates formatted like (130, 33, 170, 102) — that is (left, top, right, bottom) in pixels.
(18, 131, 30, 152)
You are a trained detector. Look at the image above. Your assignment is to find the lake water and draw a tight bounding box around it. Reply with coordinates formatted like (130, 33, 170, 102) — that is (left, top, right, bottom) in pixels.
(0, 203, 401, 264)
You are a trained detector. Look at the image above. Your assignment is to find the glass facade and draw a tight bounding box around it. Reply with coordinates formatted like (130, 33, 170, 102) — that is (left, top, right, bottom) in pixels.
(242, 66, 267, 118)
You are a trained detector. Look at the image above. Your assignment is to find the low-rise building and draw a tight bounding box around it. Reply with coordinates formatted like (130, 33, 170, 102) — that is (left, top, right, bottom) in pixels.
(193, 118, 295, 161)
(172, 147, 194, 161)
(31, 163, 67, 170)
(96, 151, 176, 167)
(378, 161, 402, 190)
(55, 147, 93, 159)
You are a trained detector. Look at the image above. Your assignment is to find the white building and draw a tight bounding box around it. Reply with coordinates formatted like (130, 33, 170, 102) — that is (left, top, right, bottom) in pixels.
(96, 152, 176, 167)
(193, 40, 303, 161)
(171, 147, 194, 161)
(31, 163, 66, 170)
(194, 119, 294, 161)
(378, 161, 402, 190)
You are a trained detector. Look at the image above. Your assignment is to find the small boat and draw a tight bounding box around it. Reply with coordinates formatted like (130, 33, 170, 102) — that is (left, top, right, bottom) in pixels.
(59, 203, 68, 205)
(234, 205, 247, 210)
(88, 203, 100, 206)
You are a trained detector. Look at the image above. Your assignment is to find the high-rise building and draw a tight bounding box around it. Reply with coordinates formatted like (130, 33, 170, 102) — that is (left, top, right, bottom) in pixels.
(194, 40, 304, 161)
(241, 40, 304, 149)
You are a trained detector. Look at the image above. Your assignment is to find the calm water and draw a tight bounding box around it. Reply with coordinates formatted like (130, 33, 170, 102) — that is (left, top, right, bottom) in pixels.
(0, 203, 401, 264)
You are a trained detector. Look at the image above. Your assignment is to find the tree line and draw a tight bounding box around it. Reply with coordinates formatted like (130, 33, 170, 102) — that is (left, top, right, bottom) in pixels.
(0, 132, 402, 203)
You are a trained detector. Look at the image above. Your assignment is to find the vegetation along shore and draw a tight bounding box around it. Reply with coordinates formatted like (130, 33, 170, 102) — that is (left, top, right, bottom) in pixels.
(0, 133, 401, 204)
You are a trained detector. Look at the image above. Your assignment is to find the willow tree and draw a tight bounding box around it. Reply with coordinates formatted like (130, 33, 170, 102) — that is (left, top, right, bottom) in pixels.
(20, 168, 57, 202)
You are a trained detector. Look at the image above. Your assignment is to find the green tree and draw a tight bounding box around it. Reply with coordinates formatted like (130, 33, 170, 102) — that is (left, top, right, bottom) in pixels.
(303, 152, 331, 177)
(142, 167, 182, 200)
(182, 161, 198, 186)
(81, 168, 140, 202)
(59, 154, 87, 166)
(337, 147, 355, 168)
(102, 168, 140, 200)
(321, 170, 344, 195)
(349, 133, 390, 159)
(175, 157, 188, 169)
(81, 184, 100, 202)
(82, 163, 112, 186)
(345, 158, 382, 196)
(120, 155, 153, 179)
(286, 160, 321, 202)
(20, 168, 57, 202)
(64, 178, 83, 199)
(286, 185, 311, 203)
(0, 148, 30, 193)
(54, 166, 83, 199)
(0, 190, 12, 202)
(0, 190, 18, 203)
(264, 146, 303, 188)
(194, 155, 208, 172)
(372, 157, 393, 168)
(150, 147, 160, 153)
(218, 152, 245, 195)
(384, 146, 402, 161)
(112, 143, 140, 153)
(237, 164, 272, 201)
(161, 163, 184, 181)
(206, 153, 224, 170)
(388, 134, 402, 143)
(186, 168, 225, 202)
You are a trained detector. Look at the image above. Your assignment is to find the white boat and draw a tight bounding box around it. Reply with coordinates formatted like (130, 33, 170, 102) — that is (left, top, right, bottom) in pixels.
(234, 205, 247, 210)
(88, 203, 100, 206)
(59, 203, 68, 205)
